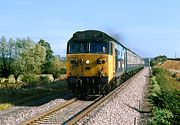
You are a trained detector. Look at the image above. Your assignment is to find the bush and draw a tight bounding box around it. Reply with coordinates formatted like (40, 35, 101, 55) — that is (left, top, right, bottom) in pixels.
(152, 108, 173, 125)
(150, 55, 167, 67)
(22, 73, 39, 84)
(8, 75, 16, 83)
(152, 67, 165, 76)
(52, 71, 61, 79)
(150, 76, 161, 98)
(171, 73, 177, 78)
(39, 74, 54, 82)
(39, 75, 49, 83)
(60, 68, 66, 74)
(0, 78, 5, 83)
(151, 76, 158, 84)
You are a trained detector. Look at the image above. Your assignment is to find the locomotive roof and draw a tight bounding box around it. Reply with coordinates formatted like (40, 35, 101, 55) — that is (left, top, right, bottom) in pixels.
(70, 30, 126, 47)
(68, 30, 142, 59)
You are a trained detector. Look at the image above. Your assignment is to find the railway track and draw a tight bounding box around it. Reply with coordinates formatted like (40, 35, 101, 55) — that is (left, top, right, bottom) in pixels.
(66, 69, 144, 125)
(20, 69, 143, 125)
(20, 96, 102, 125)
(20, 98, 77, 125)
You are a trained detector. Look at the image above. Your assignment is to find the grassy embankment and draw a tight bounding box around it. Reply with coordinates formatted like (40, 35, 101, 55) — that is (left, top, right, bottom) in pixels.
(0, 79, 68, 111)
(150, 67, 180, 125)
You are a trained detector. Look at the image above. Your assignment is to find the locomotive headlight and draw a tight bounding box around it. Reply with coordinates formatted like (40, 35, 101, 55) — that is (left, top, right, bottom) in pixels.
(85, 60, 90, 64)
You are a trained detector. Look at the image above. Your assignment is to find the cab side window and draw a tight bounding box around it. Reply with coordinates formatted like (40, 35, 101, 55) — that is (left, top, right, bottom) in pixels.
(109, 42, 113, 55)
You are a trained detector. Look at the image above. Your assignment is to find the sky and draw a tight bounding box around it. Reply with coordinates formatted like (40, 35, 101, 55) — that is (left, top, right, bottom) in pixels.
(0, 0, 180, 58)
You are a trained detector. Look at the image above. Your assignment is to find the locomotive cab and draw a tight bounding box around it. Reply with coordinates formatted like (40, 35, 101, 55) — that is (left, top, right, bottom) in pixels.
(66, 30, 115, 96)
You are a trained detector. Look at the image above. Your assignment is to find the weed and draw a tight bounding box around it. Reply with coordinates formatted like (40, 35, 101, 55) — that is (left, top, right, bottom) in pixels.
(0, 103, 13, 110)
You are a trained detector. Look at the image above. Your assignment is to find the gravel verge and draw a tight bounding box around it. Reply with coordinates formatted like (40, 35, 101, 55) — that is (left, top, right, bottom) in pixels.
(0, 92, 73, 125)
(77, 68, 150, 125)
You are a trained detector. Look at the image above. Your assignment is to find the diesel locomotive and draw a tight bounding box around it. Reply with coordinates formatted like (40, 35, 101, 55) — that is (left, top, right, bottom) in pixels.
(66, 30, 144, 96)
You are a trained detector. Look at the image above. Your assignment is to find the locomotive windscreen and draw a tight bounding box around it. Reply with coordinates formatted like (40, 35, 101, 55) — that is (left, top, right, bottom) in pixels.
(68, 41, 109, 54)
(69, 41, 88, 53)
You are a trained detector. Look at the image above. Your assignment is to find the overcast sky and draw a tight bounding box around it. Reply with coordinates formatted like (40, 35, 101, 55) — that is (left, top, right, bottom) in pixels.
(0, 0, 180, 58)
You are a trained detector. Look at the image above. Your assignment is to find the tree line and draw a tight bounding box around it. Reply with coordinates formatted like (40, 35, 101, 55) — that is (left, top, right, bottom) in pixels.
(0, 36, 65, 82)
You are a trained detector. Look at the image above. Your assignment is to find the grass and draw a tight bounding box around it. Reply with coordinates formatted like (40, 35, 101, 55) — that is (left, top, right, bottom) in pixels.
(0, 80, 69, 110)
(0, 103, 13, 111)
(150, 67, 180, 125)
(168, 76, 180, 90)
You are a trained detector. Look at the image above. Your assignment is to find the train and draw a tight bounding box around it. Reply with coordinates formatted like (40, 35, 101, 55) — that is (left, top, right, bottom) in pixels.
(66, 30, 144, 97)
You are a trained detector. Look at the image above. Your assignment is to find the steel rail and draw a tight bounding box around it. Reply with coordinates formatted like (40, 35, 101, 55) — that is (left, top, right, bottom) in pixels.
(20, 97, 77, 125)
(66, 68, 145, 125)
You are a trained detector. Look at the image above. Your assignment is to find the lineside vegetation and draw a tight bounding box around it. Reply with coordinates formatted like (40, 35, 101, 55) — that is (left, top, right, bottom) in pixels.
(150, 56, 180, 125)
(0, 36, 67, 110)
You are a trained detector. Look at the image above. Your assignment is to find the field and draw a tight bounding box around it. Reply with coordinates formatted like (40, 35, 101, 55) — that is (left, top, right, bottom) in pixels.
(0, 79, 68, 111)
(160, 59, 180, 77)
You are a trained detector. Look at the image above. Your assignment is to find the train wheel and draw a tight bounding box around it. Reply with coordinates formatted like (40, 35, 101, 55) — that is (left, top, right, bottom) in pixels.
(74, 84, 79, 96)
(98, 84, 101, 95)
(102, 90, 106, 96)
(86, 89, 91, 96)
(101, 86, 106, 96)
(106, 84, 111, 94)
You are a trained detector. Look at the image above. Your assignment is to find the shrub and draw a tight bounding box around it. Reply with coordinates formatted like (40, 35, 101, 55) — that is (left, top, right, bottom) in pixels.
(47, 74, 54, 82)
(150, 55, 167, 67)
(22, 73, 39, 84)
(151, 76, 158, 84)
(39, 75, 49, 83)
(39, 74, 54, 82)
(152, 108, 173, 125)
(0, 78, 5, 83)
(8, 75, 16, 83)
(171, 73, 177, 78)
(60, 68, 66, 74)
(152, 67, 165, 76)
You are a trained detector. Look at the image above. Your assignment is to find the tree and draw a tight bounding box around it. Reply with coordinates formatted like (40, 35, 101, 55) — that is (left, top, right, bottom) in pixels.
(150, 55, 167, 67)
(38, 39, 54, 74)
(10, 38, 35, 80)
(0, 36, 16, 77)
(0, 36, 47, 82)
(49, 56, 65, 78)
(38, 39, 54, 61)
(11, 38, 46, 81)
(20, 43, 46, 74)
(0, 36, 7, 77)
